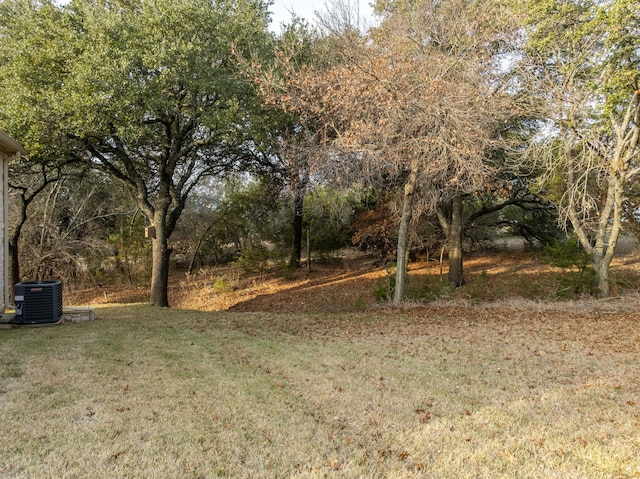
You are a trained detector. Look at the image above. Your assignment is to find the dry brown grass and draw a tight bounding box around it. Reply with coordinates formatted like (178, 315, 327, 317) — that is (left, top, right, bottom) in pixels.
(1, 303, 640, 478)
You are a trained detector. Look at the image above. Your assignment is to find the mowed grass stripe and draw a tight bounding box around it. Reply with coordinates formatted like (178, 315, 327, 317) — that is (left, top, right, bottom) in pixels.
(1, 305, 639, 478)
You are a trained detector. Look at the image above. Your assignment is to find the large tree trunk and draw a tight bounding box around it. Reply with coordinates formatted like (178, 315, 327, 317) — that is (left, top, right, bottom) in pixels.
(149, 213, 171, 307)
(150, 236, 171, 307)
(393, 161, 419, 304)
(290, 189, 304, 268)
(592, 253, 609, 297)
(447, 196, 464, 287)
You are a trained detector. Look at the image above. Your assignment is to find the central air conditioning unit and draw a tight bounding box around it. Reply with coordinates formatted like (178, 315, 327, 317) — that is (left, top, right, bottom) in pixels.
(14, 280, 63, 325)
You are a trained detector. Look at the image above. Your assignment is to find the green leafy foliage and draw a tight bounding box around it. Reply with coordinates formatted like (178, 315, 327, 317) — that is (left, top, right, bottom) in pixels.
(543, 237, 591, 271)
(103, 212, 151, 282)
(0, 0, 275, 306)
(519, 0, 640, 297)
(407, 276, 456, 302)
(373, 270, 395, 302)
(543, 236, 597, 296)
(304, 186, 359, 258)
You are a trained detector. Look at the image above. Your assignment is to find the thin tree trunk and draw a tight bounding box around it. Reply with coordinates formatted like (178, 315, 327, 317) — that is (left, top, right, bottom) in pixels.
(188, 224, 213, 275)
(393, 161, 419, 304)
(307, 228, 311, 271)
(8, 202, 27, 299)
(187, 237, 203, 276)
(8, 241, 20, 300)
(290, 189, 304, 268)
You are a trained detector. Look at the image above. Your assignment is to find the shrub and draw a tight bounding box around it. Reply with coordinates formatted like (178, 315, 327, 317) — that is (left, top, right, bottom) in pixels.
(543, 237, 596, 297)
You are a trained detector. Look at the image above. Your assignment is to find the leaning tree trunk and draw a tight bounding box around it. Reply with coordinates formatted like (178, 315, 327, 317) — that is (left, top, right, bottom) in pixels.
(593, 179, 623, 297)
(188, 224, 214, 275)
(8, 241, 20, 300)
(8, 203, 27, 299)
(9, 197, 43, 296)
(393, 161, 419, 304)
(7, 172, 58, 301)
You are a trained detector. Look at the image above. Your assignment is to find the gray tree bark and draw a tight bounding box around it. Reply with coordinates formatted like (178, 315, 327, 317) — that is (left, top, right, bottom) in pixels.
(393, 161, 419, 304)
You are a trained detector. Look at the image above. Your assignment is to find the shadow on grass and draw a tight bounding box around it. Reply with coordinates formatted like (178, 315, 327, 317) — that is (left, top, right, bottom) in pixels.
(227, 260, 385, 313)
(70, 250, 640, 312)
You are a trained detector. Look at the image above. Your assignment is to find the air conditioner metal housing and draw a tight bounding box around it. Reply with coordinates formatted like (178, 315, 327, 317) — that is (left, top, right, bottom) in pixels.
(14, 280, 63, 325)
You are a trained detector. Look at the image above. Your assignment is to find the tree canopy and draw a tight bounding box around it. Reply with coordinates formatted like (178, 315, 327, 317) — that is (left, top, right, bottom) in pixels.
(0, 0, 274, 306)
(270, 0, 517, 300)
(519, 0, 640, 296)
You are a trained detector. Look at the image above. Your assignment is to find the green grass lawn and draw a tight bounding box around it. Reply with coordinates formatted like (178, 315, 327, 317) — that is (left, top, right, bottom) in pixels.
(1, 304, 639, 478)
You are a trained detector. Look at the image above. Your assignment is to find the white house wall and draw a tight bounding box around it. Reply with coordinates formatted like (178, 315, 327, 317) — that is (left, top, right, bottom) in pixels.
(0, 131, 26, 312)
(0, 150, 5, 311)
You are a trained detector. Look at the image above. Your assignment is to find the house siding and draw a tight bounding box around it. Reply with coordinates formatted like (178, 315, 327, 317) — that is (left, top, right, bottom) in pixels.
(0, 150, 5, 311)
(0, 131, 25, 311)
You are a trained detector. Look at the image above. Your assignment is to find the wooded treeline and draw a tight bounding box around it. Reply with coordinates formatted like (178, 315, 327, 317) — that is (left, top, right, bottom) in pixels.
(0, 0, 638, 306)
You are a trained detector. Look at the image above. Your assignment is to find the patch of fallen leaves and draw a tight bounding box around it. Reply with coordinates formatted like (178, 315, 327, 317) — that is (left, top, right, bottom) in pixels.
(66, 250, 640, 356)
(215, 304, 640, 356)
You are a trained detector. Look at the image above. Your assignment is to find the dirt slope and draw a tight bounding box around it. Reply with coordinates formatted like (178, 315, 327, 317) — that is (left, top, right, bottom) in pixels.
(66, 250, 640, 313)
